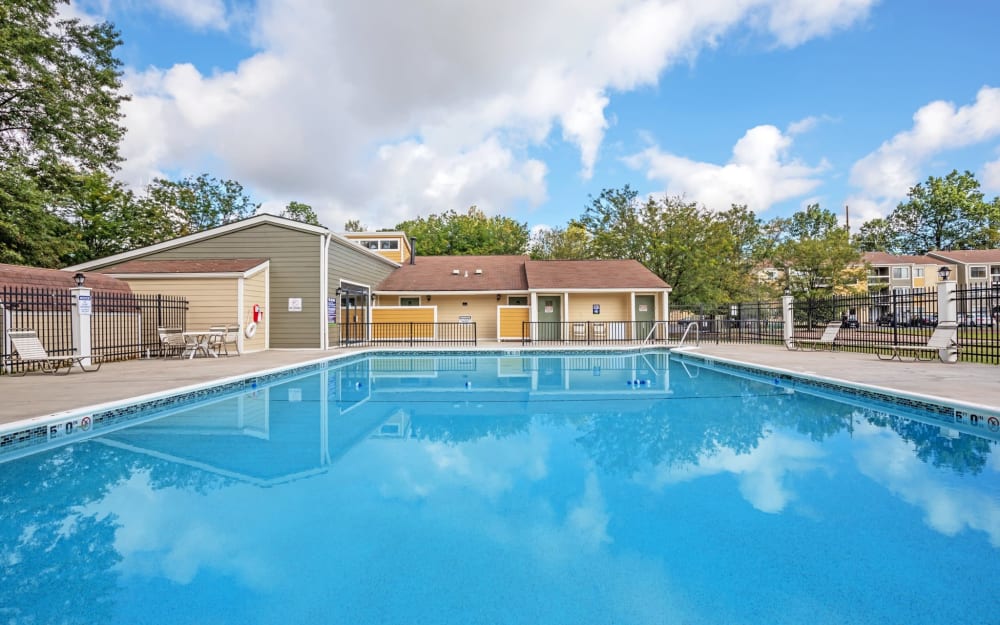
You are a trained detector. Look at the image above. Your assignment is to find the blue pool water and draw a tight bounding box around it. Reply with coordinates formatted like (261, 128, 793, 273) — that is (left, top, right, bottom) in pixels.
(2, 352, 999, 624)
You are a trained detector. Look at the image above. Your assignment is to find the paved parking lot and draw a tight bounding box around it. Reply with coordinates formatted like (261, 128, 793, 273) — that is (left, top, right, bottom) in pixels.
(1, 343, 997, 428)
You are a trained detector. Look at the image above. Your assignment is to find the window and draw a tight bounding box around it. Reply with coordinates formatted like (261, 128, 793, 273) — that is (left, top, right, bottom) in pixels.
(970, 266, 987, 279)
(508, 296, 527, 306)
(400, 297, 419, 306)
(359, 240, 379, 250)
(891, 267, 910, 280)
(380, 240, 399, 250)
(914, 267, 924, 278)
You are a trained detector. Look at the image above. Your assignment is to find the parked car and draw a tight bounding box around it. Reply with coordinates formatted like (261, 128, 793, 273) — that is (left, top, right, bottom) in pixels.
(840, 314, 860, 329)
(958, 312, 992, 327)
(910, 313, 938, 327)
(876, 314, 900, 327)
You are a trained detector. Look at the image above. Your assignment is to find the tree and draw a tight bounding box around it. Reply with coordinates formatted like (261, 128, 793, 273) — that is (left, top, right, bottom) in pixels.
(770, 204, 863, 304)
(577, 186, 771, 304)
(343, 219, 366, 232)
(863, 170, 996, 254)
(142, 174, 259, 237)
(853, 217, 897, 252)
(394, 206, 529, 255)
(281, 201, 320, 226)
(528, 222, 591, 259)
(0, 0, 128, 266)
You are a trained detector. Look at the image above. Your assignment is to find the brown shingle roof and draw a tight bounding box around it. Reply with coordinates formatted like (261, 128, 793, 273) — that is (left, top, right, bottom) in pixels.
(524, 259, 669, 289)
(0, 263, 132, 292)
(99, 258, 269, 274)
(377, 256, 528, 291)
(928, 249, 1000, 264)
(862, 252, 940, 265)
(375, 256, 670, 292)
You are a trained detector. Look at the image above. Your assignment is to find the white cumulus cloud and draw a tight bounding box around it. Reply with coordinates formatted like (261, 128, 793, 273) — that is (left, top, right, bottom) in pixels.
(625, 124, 827, 212)
(849, 86, 1000, 211)
(106, 0, 876, 228)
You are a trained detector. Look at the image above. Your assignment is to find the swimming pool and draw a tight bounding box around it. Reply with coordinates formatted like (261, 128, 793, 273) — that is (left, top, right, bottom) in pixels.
(2, 351, 999, 624)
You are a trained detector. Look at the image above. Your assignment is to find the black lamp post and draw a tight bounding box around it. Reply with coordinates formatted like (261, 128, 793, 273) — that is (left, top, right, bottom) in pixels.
(937, 266, 951, 281)
(73, 272, 85, 287)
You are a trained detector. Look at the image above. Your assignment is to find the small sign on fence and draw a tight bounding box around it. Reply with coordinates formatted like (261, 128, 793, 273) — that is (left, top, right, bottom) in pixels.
(77, 294, 92, 315)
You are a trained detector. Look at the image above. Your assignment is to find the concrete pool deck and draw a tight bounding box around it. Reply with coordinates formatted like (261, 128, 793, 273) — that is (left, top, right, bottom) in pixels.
(1, 343, 997, 427)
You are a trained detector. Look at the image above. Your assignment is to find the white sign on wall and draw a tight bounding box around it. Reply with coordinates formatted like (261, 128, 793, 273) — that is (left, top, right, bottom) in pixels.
(288, 297, 302, 312)
(77, 294, 92, 315)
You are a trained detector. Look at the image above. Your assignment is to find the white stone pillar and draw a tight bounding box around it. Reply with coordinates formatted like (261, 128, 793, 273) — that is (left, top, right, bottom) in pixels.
(937, 278, 958, 363)
(782, 292, 794, 349)
(71, 286, 93, 368)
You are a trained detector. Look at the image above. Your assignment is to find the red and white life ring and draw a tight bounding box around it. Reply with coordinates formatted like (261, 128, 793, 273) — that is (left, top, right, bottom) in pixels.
(245, 321, 257, 339)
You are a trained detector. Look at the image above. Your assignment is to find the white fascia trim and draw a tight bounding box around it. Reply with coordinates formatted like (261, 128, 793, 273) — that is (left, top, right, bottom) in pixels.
(320, 234, 329, 349)
(244, 260, 270, 279)
(64, 214, 326, 271)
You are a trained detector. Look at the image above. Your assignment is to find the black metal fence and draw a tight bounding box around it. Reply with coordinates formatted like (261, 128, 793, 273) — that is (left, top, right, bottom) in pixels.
(521, 320, 662, 345)
(791, 287, 999, 364)
(1, 287, 188, 374)
(670, 301, 786, 345)
(337, 322, 477, 347)
(92, 292, 189, 361)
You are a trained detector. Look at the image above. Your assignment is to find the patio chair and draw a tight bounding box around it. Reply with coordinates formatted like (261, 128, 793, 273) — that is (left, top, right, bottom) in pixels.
(592, 322, 607, 341)
(208, 324, 241, 356)
(7, 329, 101, 375)
(789, 321, 840, 351)
(875, 322, 959, 362)
(572, 322, 587, 341)
(158, 327, 186, 358)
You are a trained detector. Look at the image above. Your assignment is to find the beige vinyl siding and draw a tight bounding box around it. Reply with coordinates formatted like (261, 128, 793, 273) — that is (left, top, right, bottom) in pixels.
(243, 269, 267, 352)
(124, 278, 237, 332)
(428, 295, 499, 339)
(134, 223, 321, 348)
(566, 293, 629, 321)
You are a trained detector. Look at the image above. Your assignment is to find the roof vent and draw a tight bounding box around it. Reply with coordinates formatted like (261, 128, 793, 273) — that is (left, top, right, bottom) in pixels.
(474, 269, 483, 275)
(452, 269, 460, 275)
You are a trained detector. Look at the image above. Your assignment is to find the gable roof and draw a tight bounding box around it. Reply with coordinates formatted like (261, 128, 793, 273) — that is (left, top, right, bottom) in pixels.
(862, 252, 941, 265)
(377, 256, 528, 292)
(927, 249, 1000, 264)
(375, 256, 670, 292)
(524, 259, 669, 289)
(99, 258, 269, 275)
(0, 263, 132, 292)
(64, 213, 397, 272)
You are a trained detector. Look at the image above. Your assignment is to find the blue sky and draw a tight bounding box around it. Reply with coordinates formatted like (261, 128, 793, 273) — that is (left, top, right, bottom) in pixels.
(72, 0, 1000, 234)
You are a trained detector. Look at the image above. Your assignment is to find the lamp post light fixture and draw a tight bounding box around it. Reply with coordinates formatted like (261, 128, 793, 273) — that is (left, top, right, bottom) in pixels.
(783, 286, 791, 296)
(937, 266, 951, 281)
(73, 272, 85, 287)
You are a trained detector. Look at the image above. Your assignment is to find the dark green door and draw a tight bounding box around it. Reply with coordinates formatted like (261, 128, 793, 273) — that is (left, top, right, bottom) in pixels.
(537, 296, 561, 341)
(636, 295, 655, 340)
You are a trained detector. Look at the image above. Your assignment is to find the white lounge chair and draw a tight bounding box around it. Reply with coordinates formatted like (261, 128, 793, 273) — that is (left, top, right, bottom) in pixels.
(7, 329, 101, 374)
(875, 323, 959, 362)
(789, 321, 840, 351)
(208, 324, 241, 356)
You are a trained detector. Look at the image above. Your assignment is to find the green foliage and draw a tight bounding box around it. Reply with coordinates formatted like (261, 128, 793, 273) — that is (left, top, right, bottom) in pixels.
(770, 204, 862, 302)
(577, 187, 774, 305)
(529, 222, 591, 259)
(343, 218, 366, 232)
(858, 170, 997, 254)
(0, 0, 128, 267)
(281, 200, 321, 226)
(394, 206, 529, 255)
(143, 174, 259, 237)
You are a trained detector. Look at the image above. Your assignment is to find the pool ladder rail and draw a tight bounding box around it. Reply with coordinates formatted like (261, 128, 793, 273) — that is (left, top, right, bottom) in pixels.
(642, 320, 699, 347)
